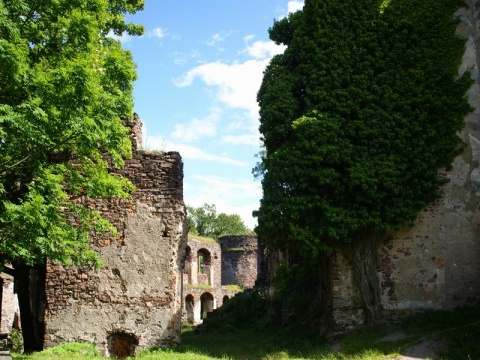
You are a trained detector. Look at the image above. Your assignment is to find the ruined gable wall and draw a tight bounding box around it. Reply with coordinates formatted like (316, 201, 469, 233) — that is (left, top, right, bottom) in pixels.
(219, 235, 259, 288)
(331, 0, 480, 332)
(44, 119, 187, 355)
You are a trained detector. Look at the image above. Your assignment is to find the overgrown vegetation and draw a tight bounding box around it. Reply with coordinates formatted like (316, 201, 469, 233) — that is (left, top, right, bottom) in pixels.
(11, 303, 480, 359)
(184, 283, 214, 291)
(254, 0, 471, 327)
(225, 284, 243, 292)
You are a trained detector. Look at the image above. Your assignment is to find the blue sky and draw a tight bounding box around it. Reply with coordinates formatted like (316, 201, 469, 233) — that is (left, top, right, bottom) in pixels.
(113, 1, 304, 229)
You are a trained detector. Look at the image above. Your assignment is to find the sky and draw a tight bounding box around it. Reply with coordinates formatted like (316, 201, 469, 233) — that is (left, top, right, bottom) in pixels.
(113, 1, 305, 229)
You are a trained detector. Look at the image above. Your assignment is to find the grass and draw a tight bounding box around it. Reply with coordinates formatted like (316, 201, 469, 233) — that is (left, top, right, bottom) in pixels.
(188, 234, 218, 244)
(225, 284, 243, 292)
(10, 304, 480, 360)
(184, 283, 214, 290)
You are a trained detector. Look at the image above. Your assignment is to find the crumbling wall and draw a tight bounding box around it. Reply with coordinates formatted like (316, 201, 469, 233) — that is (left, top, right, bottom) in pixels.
(1, 277, 17, 333)
(219, 235, 259, 288)
(183, 237, 221, 288)
(44, 116, 187, 355)
(331, 0, 480, 332)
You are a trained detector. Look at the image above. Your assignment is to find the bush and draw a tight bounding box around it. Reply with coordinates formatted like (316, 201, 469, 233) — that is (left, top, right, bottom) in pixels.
(10, 328, 23, 353)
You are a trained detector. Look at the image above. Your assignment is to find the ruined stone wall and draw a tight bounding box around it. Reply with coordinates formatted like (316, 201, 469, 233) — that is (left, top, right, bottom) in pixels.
(44, 117, 187, 355)
(1, 277, 17, 333)
(184, 237, 221, 288)
(182, 237, 240, 323)
(331, 0, 480, 332)
(219, 235, 259, 288)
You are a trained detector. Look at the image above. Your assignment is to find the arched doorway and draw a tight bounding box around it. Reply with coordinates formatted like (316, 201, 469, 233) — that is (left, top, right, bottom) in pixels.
(222, 295, 229, 304)
(107, 332, 138, 359)
(185, 294, 195, 323)
(200, 292, 214, 320)
(183, 246, 192, 284)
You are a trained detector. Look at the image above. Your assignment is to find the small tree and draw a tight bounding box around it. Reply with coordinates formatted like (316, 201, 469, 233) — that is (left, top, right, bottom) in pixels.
(0, 0, 144, 352)
(187, 203, 252, 239)
(255, 0, 470, 326)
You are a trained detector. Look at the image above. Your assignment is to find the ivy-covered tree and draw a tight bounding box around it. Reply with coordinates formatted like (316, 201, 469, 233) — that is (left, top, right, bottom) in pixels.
(255, 0, 471, 326)
(187, 203, 252, 239)
(0, 0, 143, 351)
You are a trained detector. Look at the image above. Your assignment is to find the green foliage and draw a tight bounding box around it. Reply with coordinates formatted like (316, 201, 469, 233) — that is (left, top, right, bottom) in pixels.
(10, 328, 23, 353)
(0, 0, 143, 268)
(225, 284, 243, 292)
(187, 203, 252, 239)
(255, 0, 471, 260)
(202, 290, 269, 331)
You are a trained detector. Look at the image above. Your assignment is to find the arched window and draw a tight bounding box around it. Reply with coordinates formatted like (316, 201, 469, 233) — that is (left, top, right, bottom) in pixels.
(197, 249, 211, 275)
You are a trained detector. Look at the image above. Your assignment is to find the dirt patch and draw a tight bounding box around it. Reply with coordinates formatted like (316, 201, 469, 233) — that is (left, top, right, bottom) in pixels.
(398, 339, 443, 360)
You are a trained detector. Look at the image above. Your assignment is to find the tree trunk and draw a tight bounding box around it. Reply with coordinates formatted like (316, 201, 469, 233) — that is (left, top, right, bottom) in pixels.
(15, 262, 46, 353)
(344, 230, 384, 326)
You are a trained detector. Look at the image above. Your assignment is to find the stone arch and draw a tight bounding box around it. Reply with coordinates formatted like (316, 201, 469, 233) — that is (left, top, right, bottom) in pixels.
(183, 246, 192, 284)
(185, 294, 195, 323)
(107, 331, 139, 359)
(197, 248, 213, 285)
(222, 295, 229, 304)
(200, 292, 214, 320)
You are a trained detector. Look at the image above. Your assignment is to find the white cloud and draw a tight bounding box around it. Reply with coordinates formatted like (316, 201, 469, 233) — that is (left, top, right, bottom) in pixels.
(185, 175, 262, 229)
(173, 40, 285, 148)
(107, 30, 133, 43)
(205, 31, 233, 47)
(244, 40, 286, 60)
(243, 34, 255, 42)
(148, 27, 165, 39)
(288, 0, 304, 13)
(174, 59, 268, 121)
(171, 108, 221, 142)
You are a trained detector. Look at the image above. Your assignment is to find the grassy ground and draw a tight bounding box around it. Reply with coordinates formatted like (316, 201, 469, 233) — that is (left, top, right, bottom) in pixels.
(11, 304, 480, 360)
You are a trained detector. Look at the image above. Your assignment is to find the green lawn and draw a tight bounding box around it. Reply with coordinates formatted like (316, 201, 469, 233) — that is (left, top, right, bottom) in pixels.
(11, 304, 480, 360)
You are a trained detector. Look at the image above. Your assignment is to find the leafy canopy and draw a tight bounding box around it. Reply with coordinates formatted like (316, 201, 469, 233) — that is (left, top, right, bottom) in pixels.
(187, 203, 252, 239)
(255, 0, 471, 257)
(0, 0, 144, 267)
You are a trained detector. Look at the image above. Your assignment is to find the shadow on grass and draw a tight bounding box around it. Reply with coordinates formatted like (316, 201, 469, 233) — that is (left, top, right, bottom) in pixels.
(176, 325, 406, 360)
(175, 304, 480, 360)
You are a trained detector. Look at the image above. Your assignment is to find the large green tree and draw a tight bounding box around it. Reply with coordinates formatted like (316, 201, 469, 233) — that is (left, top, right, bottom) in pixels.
(187, 203, 252, 239)
(255, 0, 471, 327)
(0, 0, 143, 351)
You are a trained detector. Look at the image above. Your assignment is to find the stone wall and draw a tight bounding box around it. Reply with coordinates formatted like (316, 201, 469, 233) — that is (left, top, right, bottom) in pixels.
(1, 277, 17, 334)
(182, 236, 242, 324)
(44, 116, 187, 356)
(219, 235, 259, 288)
(331, 0, 480, 332)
